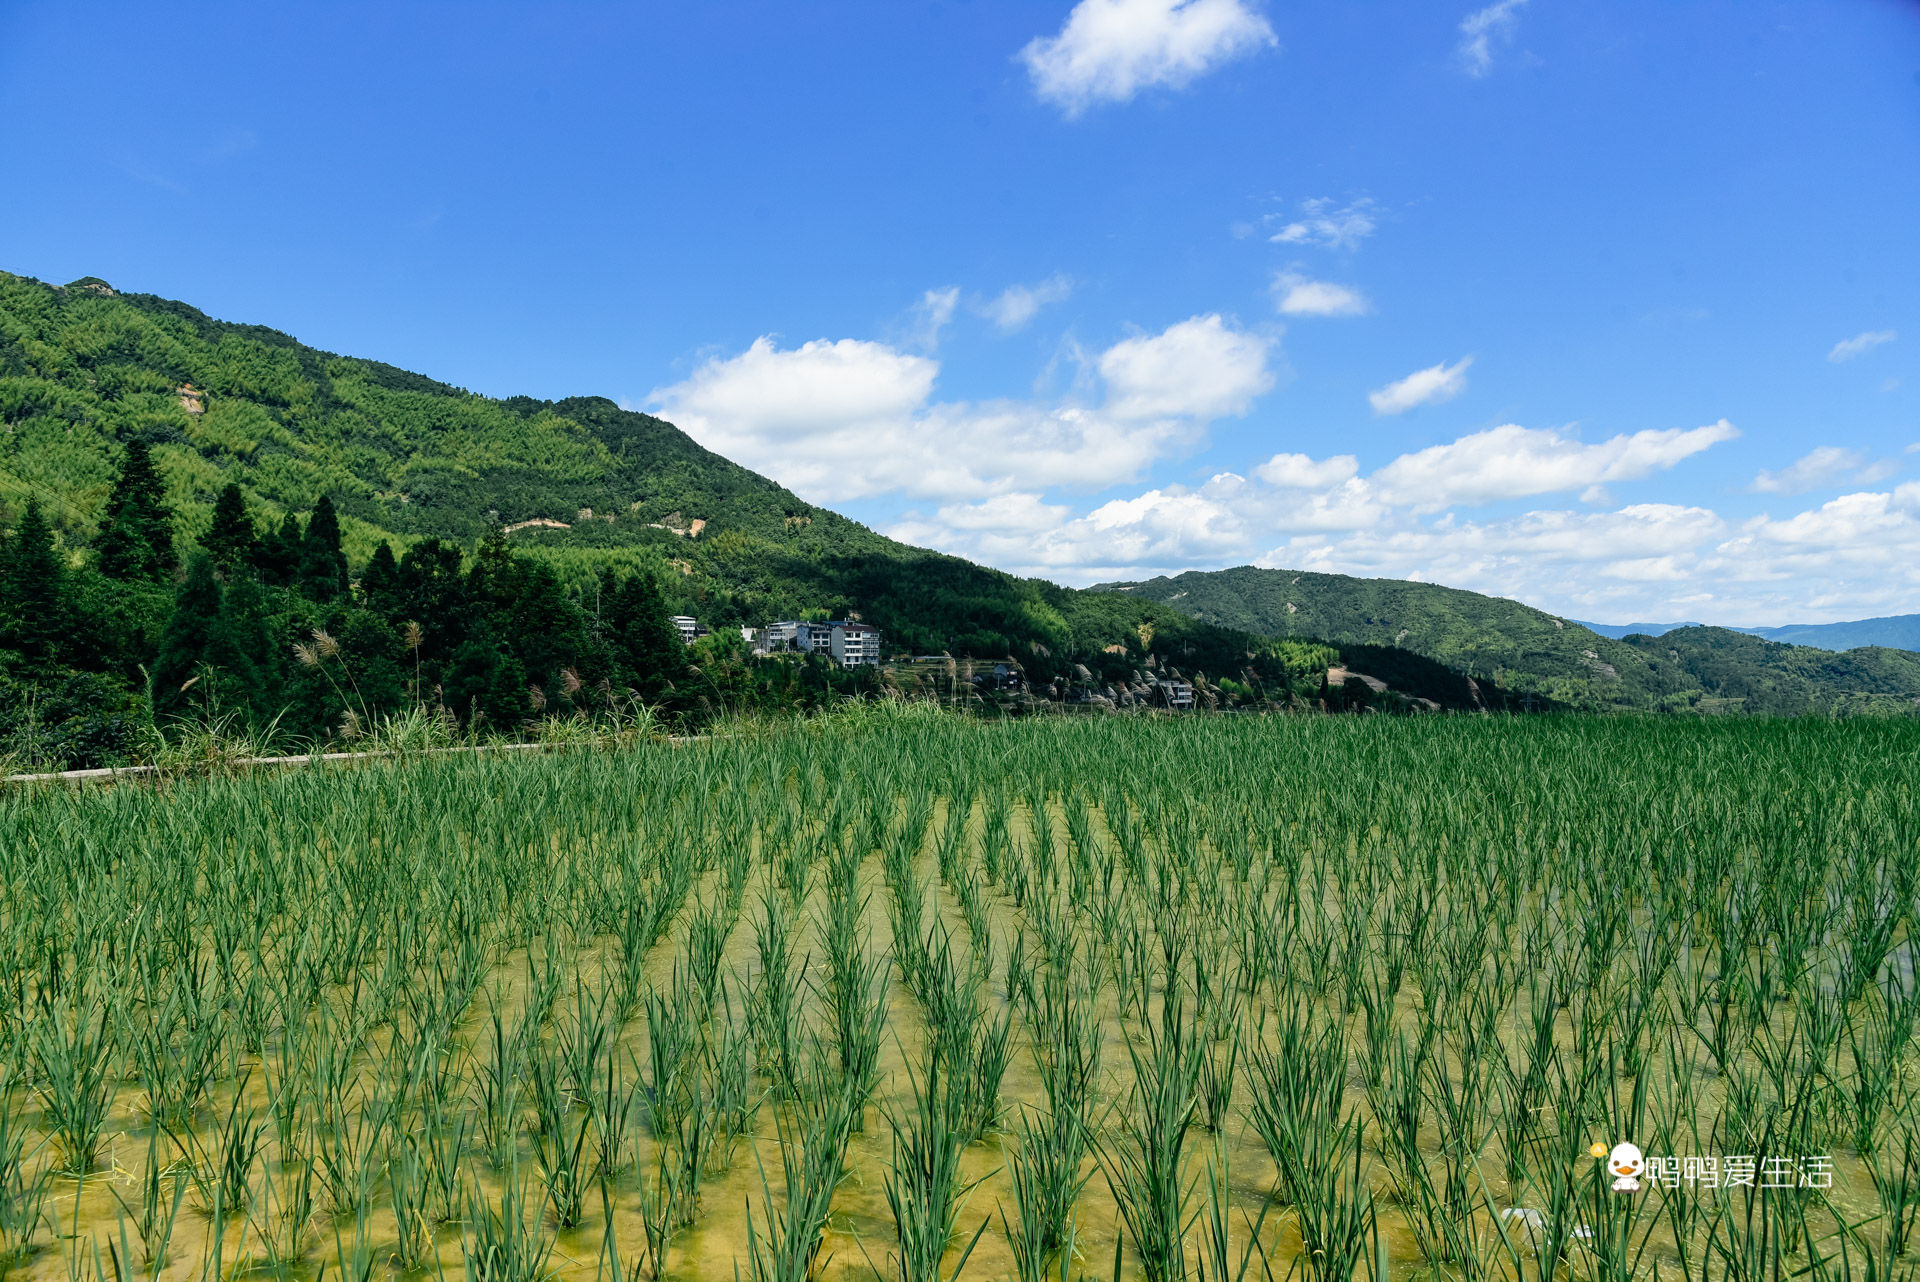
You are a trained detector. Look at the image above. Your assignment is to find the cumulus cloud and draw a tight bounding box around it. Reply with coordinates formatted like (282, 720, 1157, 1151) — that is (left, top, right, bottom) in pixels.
(1019, 0, 1276, 117)
(1098, 314, 1274, 420)
(1458, 0, 1526, 77)
(981, 275, 1073, 331)
(888, 412, 1920, 618)
(1373, 421, 1739, 510)
(1269, 198, 1377, 250)
(1254, 452, 1359, 488)
(894, 415, 1741, 589)
(1830, 330, 1896, 363)
(895, 477, 1256, 580)
(1272, 272, 1368, 317)
(1368, 357, 1472, 414)
(650, 314, 1274, 504)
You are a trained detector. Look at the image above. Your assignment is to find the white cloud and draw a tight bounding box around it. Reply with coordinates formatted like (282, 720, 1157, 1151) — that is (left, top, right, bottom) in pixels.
(892, 417, 1738, 586)
(1272, 272, 1368, 317)
(1019, 0, 1276, 117)
(1372, 420, 1739, 510)
(885, 416, 1920, 619)
(1458, 0, 1527, 78)
(1368, 357, 1472, 414)
(1254, 452, 1359, 488)
(896, 477, 1255, 580)
(1269, 198, 1376, 250)
(1829, 330, 1896, 362)
(982, 275, 1073, 331)
(650, 314, 1274, 504)
(1751, 446, 1866, 495)
(1696, 487, 1920, 605)
(1098, 314, 1274, 420)
(904, 287, 960, 352)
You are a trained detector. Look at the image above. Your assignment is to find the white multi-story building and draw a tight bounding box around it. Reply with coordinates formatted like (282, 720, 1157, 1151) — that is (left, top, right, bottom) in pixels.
(756, 618, 881, 665)
(669, 616, 709, 645)
(829, 621, 881, 666)
(760, 620, 806, 653)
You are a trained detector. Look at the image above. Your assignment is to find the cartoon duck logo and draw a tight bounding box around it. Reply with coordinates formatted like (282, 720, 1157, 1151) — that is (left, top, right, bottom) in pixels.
(1605, 1142, 1646, 1193)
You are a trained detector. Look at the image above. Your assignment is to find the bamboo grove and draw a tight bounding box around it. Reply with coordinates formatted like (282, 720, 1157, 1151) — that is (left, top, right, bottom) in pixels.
(2, 711, 1918, 1282)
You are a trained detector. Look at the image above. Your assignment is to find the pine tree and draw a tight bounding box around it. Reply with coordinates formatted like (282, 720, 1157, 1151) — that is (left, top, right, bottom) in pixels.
(0, 498, 66, 676)
(361, 541, 400, 614)
(602, 570, 687, 702)
(256, 513, 301, 585)
(149, 555, 228, 722)
(220, 574, 283, 724)
(200, 482, 257, 572)
(297, 495, 349, 601)
(95, 439, 177, 581)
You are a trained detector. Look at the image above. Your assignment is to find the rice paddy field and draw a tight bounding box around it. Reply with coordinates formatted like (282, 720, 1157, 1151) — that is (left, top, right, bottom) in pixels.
(3, 711, 1919, 1282)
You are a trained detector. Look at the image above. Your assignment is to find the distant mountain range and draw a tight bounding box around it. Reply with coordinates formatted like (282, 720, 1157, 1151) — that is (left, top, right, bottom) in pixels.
(1577, 615, 1920, 652)
(1099, 566, 1920, 716)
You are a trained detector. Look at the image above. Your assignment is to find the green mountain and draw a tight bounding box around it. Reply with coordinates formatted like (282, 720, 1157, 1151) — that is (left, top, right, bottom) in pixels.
(0, 270, 1344, 704)
(1098, 566, 1920, 716)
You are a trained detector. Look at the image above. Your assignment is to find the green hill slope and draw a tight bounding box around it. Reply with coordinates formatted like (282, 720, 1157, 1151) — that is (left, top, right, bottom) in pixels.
(0, 270, 1353, 703)
(1099, 566, 1920, 715)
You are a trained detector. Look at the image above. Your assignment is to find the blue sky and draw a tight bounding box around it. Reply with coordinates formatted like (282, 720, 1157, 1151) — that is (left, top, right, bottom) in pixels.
(4, 1, 1917, 624)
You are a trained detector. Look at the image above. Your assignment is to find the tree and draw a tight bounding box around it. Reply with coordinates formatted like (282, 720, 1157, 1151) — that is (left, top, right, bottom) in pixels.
(95, 439, 177, 582)
(256, 513, 301, 585)
(0, 498, 66, 676)
(149, 554, 267, 726)
(150, 556, 231, 723)
(361, 540, 400, 612)
(297, 496, 349, 602)
(200, 482, 257, 572)
(600, 570, 687, 702)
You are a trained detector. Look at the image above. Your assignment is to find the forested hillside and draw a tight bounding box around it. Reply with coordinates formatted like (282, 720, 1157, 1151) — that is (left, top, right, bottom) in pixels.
(1, 271, 1408, 767)
(1103, 565, 1920, 715)
(0, 271, 1313, 661)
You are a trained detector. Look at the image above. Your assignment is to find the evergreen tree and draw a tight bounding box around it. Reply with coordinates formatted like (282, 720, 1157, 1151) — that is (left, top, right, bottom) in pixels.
(601, 570, 687, 702)
(200, 482, 257, 572)
(0, 498, 66, 676)
(297, 496, 349, 601)
(148, 554, 275, 727)
(149, 555, 230, 723)
(95, 440, 177, 582)
(256, 513, 301, 586)
(220, 574, 283, 724)
(392, 538, 469, 653)
(361, 541, 400, 614)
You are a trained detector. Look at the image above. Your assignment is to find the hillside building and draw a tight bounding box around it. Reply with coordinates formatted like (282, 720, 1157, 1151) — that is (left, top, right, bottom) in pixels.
(755, 618, 880, 666)
(829, 621, 880, 666)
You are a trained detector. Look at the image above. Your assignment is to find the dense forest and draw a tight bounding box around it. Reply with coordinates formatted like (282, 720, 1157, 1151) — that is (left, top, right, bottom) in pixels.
(0, 455, 895, 768)
(4, 271, 1441, 768)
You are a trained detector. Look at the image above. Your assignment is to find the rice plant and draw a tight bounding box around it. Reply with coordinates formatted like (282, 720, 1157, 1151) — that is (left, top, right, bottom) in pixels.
(31, 994, 115, 1174)
(875, 1052, 992, 1282)
(0, 1079, 52, 1269)
(741, 1059, 856, 1282)
(2, 713, 1918, 1282)
(464, 1168, 556, 1282)
(1101, 991, 1202, 1282)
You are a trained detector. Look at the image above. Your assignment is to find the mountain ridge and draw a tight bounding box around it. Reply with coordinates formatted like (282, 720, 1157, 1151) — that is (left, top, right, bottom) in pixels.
(1576, 614, 1920, 652)
(1099, 565, 1920, 716)
(0, 269, 1405, 713)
